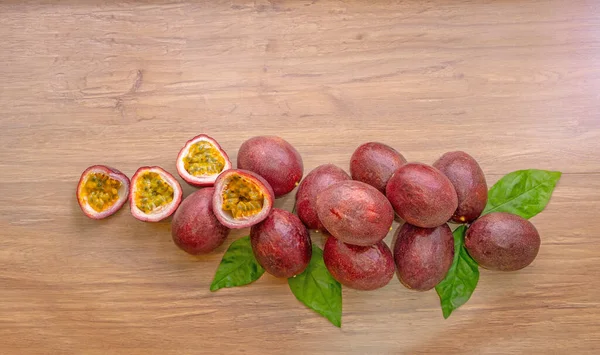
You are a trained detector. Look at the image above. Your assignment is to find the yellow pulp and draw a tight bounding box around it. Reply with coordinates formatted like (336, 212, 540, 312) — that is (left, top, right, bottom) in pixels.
(135, 172, 174, 213)
(222, 175, 264, 219)
(83, 173, 122, 212)
(183, 141, 225, 177)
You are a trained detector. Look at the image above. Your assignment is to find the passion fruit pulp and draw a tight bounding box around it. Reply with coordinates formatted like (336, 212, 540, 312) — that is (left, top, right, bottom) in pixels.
(76, 165, 130, 219)
(176, 134, 232, 187)
(130, 166, 183, 222)
(212, 169, 274, 229)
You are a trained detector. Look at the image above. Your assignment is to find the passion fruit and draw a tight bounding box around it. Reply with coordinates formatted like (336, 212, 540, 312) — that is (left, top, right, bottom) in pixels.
(212, 169, 275, 229)
(237, 136, 303, 198)
(386, 163, 458, 228)
(316, 180, 394, 246)
(323, 236, 395, 290)
(76, 165, 130, 219)
(176, 134, 232, 187)
(294, 164, 351, 231)
(465, 212, 541, 271)
(350, 142, 407, 194)
(130, 166, 183, 222)
(250, 209, 312, 278)
(433, 151, 488, 223)
(171, 188, 230, 255)
(393, 223, 454, 291)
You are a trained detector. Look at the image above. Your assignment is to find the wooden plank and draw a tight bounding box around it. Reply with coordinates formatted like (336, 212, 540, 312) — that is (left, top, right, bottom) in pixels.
(1, 1, 599, 353)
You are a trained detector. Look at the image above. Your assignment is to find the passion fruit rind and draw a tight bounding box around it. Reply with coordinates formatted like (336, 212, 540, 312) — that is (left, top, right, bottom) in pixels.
(176, 134, 232, 187)
(130, 166, 183, 222)
(237, 136, 304, 198)
(316, 180, 394, 246)
(350, 142, 407, 194)
(76, 165, 130, 220)
(250, 208, 312, 278)
(294, 164, 351, 231)
(323, 236, 395, 291)
(172, 187, 230, 255)
(212, 169, 275, 229)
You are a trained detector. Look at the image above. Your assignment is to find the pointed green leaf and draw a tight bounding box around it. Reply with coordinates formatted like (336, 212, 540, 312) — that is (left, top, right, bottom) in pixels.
(288, 245, 342, 327)
(210, 236, 265, 291)
(482, 169, 562, 219)
(436, 225, 479, 319)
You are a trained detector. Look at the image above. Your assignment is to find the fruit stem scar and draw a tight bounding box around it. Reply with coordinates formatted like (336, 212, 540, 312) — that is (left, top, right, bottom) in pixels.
(330, 208, 342, 219)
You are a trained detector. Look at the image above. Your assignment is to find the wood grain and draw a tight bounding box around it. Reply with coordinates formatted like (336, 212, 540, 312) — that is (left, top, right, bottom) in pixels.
(1, 1, 599, 353)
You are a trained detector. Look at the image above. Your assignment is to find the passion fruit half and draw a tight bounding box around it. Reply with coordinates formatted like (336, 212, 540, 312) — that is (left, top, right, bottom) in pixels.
(130, 166, 183, 222)
(176, 134, 232, 187)
(76, 165, 130, 219)
(212, 169, 275, 229)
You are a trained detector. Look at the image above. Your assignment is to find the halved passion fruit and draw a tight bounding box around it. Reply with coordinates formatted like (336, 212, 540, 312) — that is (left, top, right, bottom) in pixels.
(130, 166, 183, 222)
(76, 165, 130, 219)
(212, 169, 274, 229)
(176, 134, 232, 187)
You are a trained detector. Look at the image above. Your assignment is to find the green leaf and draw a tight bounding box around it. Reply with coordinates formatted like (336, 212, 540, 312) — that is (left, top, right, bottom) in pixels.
(210, 236, 265, 291)
(436, 225, 479, 319)
(482, 169, 562, 219)
(288, 245, 342, 327)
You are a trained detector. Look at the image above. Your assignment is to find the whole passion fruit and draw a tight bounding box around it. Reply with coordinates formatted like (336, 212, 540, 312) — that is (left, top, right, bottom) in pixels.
(350, 142, 407, 194)
(76, 165, 130, 219)
(316, 180, 394, 246)
(433, 151, 488, 223)
(323, 236, 395, 290)
(212, 169, 275, 229)
(294, 164, 350, 231)
(176, 134, 232, 187)
(393, 223, 454, 291)
(465, 212, 540, 271)
(171, 188, 230, 255)
(130, 166, 183, 222)
(237, 136, 303, 198)
(386, 163, 458, 228)
(250, 209, 312, 278)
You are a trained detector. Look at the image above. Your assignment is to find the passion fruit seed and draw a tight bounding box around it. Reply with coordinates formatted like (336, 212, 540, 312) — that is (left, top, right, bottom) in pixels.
(222, 175, 264, 219)
(183, 141, 225, 177)
(83, 173, 122, 212)
(135, 172, 174, 213)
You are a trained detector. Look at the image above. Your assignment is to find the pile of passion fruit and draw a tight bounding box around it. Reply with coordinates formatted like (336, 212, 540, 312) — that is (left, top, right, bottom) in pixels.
(77, 135, 540, 290)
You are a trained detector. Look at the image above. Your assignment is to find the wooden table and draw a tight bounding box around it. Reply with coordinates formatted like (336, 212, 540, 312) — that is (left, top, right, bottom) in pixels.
(1, 1, 599, 353)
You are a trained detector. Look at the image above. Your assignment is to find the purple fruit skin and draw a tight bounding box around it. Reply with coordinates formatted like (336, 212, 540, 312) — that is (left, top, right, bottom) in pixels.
(350, 142, 407, 194)
(433, 151, 488, 223)
(250, 209, 312, 278)
(171, 188, 230, 255)
(316, 180, 394, 246)
(386, 163, 458, 228)
(295, 164, 350, 230)
(323, 236, 395, 291)
(237, 136, 304, 198)
(465, 212, 540, 271)
(393, 223, 454, 291)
